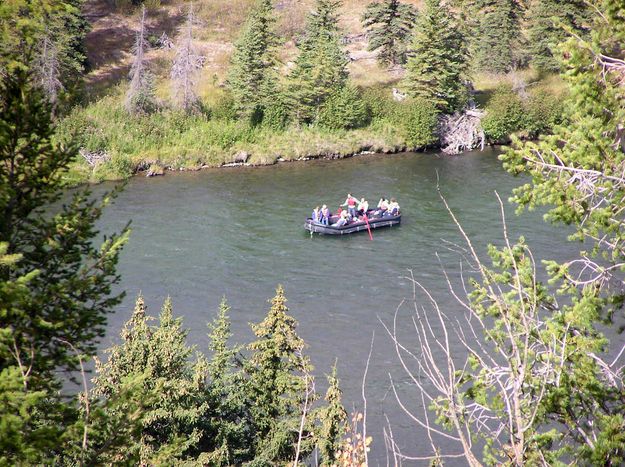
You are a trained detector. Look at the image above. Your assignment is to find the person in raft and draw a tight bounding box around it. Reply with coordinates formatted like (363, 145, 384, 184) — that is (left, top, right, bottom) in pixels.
(374, 197, 389, 217)
(320, 204, 330, 225)
(332, 210, 349, 227)
(357, 197, 369, 217)
(341, 193, 359, 219)
(386, 197, 400, 216)
(311, 206, 321, 224)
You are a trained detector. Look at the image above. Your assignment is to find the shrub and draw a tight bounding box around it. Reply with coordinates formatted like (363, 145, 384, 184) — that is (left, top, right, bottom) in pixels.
(396, 98, 439, 149)
(523, 89, 564, 138)
(316, 86, 370, 130)
(361, 86, 400, 122)
(481, 85, 526, 142)
(211, 91, 237, 121)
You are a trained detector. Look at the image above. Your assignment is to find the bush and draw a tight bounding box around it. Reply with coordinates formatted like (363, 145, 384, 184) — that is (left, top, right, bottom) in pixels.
(523, 89, 564, 138)
(482, 85, 526, 142)
(361, 86, 401, 122)
(262, 96, 291, 131)
(316, 86, 370, 130)
(211, 91, 237, 121)
(396, 98, 439, 149)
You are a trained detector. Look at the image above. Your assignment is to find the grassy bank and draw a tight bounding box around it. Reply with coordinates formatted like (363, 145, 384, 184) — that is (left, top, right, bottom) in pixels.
(58, 71, 566, 185)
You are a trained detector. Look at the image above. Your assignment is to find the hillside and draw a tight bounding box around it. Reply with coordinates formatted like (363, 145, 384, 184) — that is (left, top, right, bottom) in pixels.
(83, 0, 423, 97)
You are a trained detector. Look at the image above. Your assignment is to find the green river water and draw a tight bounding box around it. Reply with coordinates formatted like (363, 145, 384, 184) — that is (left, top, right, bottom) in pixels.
(94, 148, 574, 465)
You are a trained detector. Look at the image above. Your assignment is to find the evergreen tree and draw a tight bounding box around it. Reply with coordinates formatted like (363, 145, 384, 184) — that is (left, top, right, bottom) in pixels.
(171, 4, 204, 113)
(200, 298, 252, 466)
(92, 296, 210, 464)
(526, 0, 589, 72)
(227, 0, 278, 122)
(494, 1, 625, 462)
(474, 0, 524, 73)
(361, 0, 418, 67)
(126, 6, 156, 115)
(245, 285, 316, 464)
(403, 0, 468, 112)
(287, 0, 349, 124)
(0, 70, 129, 393)
(317, 364, 347, 466)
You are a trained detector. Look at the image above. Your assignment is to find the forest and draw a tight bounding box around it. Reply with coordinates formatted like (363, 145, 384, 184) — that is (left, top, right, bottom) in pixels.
(1, 0, 625, 465)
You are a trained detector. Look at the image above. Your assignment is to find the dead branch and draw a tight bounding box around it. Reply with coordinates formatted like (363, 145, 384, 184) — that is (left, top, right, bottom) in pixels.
(438, 110, 485, 155)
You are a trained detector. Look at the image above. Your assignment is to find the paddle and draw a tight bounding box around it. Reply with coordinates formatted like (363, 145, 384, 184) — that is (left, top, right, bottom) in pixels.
(363, 213, 373, 241)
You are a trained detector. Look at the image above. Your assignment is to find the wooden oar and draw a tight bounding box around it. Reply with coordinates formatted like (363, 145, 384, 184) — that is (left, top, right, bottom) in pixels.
(363, 214, 373, 241)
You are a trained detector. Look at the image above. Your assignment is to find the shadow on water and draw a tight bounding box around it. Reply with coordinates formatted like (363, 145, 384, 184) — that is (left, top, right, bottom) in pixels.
(93, 148, 575, 465)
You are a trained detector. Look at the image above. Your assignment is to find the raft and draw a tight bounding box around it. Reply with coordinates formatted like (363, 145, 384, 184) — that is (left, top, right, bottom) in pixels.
(304, 210, 401, 235)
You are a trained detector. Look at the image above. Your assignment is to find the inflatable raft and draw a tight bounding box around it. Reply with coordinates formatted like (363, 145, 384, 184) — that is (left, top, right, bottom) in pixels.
(304, 211, 401, 235)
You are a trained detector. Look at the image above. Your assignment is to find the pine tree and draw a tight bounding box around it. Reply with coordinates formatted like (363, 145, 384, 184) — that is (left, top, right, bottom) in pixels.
(287, 0, 349, 124)
(171, 4, 204, 113)
(526, 0, 589, 72)
(361, 0, 418, 67)
(245, 285, 316, 463)
(199, 298, 251, 466)
(227, 0, 278, 122)
(126, 6, 156, 115)
(0, 70, 129, 393)
(474, 0, 524, 73)
(35, 31, 63, 106)
(403, 0, 468, 112)
(498, 1, 625, 462)
(317, 364, 347, 466)
(93, 296, 210, 464)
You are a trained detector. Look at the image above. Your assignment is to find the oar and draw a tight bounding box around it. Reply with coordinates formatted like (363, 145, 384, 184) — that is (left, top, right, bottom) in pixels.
(363, 213, 373, 241)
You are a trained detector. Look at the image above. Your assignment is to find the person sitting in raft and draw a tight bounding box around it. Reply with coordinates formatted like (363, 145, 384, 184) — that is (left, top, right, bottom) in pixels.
(357, 197, 369, 217)
(387, 197, 400, 216)
(341, 193, 359, 219)
(320, 204, 330, 225)
(332, 210, 349, 227)
(311, 206, 321, 224)
(374, 197, 389, 217)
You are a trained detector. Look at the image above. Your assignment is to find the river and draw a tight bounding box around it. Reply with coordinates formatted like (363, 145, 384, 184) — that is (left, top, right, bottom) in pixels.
(94, 148, 574, 465)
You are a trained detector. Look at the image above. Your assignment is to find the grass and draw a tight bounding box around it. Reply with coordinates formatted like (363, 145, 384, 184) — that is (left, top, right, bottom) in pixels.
(59, 84, 410, 183)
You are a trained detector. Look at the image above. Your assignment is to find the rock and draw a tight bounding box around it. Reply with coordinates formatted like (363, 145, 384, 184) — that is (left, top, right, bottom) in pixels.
(233, 151, 250, 163)
(146, 163, 164, 177)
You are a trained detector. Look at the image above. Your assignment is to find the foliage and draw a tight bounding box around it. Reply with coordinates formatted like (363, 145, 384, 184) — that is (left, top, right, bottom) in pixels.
(501, 0, 625, 314)
(361, 0, 418, 67)
(245, 285, 317, 464)
(92, 295, 210, 464)
(317, 85, 370, 130)
(287, 0, 349, 124)
(400, 98, 439, 148)
(526, 0, 590, 72)
(317, 364, 347, 465)
(474, 0, 524, 73)
(403, 0, 468, 112)
(201, 298, 251, 465)
(481, 85, 525, 141)
(523, 88, 564, 138)
(0, 71, 129, 392)
(227, 0, 278, 122)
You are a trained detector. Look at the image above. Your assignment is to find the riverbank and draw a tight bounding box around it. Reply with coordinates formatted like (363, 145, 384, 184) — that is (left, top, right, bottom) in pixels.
(59, 75, 565, 185)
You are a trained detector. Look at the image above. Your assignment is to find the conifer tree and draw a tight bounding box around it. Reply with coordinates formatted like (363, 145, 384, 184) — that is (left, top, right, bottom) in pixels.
(0, 70, 129, 393)
(126, 6, 156, 115)
(200, 298, 251, 466)
(245, 285, 316, 463)
(526, 0, 589, 72)
(227, 0, 278, 122)
(474, 0, 524, 73)
(287, 0, 349, 123)
(35, 31, 63, 106)
(317, 364, 347, 466)
(361, 0, 418, 67)
(403, 0, 468, 112)
(93, 296, 210, 464)
(171, 4, 204, 113)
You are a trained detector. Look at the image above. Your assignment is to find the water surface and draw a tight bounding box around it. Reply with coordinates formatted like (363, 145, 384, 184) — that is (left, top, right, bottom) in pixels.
(95, 148, 573, 465)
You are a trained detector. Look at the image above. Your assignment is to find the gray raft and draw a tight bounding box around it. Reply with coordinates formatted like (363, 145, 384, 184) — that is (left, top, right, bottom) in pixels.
(304, 211, 401, 235)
